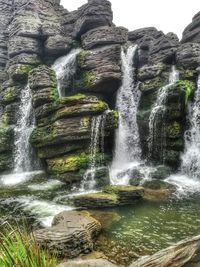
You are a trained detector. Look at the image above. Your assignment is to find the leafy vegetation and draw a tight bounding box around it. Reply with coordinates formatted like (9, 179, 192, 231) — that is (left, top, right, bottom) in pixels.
(0, 223, 57, 267)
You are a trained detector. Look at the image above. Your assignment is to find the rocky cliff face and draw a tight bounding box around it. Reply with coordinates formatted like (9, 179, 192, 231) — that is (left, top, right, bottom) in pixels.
(0, 0, 200, 181)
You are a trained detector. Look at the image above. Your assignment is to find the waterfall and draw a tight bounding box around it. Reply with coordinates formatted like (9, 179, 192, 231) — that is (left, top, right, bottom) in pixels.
(148, 66, 179, 161)
(166, 75, 200, 195)
(81, 114, 106, 190)
(13, 84, 39, 173)
(52, 48, 81, 97)
(181, 75, 200, 178)
(0, 84, 41, 186)
(110, 45, 142, 185)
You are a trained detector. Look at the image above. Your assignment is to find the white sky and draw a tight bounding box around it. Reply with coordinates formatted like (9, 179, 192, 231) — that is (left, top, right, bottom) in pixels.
(60, 0, 200, 39)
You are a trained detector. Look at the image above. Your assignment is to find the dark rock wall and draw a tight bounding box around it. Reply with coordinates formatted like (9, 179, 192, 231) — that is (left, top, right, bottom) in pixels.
(0, 0, 199, 178)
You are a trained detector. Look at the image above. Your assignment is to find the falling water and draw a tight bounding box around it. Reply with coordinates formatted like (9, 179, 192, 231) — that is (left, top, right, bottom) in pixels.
(166, 75, 200, 195)
(148, 66, 179, 161)
(81, 114, 106, 190)
(0, 84, 41, 186)
(52, 48, 81, 97)
(14, 84, 39, 173)
(181, 75, 200, 178)
(110, 45, 142, 185)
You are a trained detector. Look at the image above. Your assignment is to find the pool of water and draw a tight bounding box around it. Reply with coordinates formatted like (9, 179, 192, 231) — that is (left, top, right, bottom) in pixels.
(91, 194, 200, 265)
(1, 172, 200, 266)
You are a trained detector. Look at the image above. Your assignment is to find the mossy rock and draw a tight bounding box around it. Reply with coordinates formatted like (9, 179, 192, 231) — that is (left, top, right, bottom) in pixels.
(166, 121, 182, 139)
(1, 86, 20, 104)
(103, 185, 144, 194)
(177, 80, 195, 104)
(142, 179, 175, 190)
(139, 77, 164, 92)
(73, 185, 144, 208)
(77, 50, 90, 68)
(73, 192, 118, 208)
(75, 70, 96, 89)
(0, 126, 13, 153)
(38, 142, 86, 159)
(47, 152, 110, 174)
(11, 64, 35, 81)
(0, 153, 13, 171)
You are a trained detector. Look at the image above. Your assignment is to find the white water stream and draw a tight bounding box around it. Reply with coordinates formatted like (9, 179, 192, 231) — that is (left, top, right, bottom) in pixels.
(148, 66, 179, 160)
(166, 75, 200, 194)
(52, 48, 81, 97)
(110, 45, 142, 185)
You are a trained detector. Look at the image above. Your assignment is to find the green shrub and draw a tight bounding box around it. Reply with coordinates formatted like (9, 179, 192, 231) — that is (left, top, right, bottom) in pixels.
(0, 223, 57, 267)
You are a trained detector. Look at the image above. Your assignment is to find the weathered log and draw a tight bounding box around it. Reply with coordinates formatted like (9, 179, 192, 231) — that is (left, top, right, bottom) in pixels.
(129, 235, 200, 267)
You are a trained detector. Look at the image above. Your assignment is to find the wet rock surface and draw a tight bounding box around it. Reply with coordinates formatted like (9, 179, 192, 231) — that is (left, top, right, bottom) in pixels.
(73, 186, 144, 208)
(34, 210, 101, 258)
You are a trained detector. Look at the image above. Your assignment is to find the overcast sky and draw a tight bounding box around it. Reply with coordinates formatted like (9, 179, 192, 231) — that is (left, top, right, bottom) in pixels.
(60, 0, 200, 39)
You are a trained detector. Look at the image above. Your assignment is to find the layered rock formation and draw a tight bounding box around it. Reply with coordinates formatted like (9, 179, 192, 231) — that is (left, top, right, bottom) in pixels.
(0, 0, 200, 181)
(34, 210, 101, 257)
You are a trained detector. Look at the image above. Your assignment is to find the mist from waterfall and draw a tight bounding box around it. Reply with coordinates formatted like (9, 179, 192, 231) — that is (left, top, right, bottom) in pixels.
(110, 45, 142, 185)
(148, 66, 179, 161)
(52, 48, 81, 97)
(81, 114, 106, 191)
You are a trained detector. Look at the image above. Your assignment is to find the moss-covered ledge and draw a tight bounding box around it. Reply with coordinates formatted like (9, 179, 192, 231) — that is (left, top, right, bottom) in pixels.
(73, 185, 144, 208)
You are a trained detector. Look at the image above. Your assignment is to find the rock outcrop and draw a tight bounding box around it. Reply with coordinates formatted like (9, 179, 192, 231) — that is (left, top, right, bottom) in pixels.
(0, 0, 200, 179)
(34, 210, 101, 258)
(73, 185, 144, 208)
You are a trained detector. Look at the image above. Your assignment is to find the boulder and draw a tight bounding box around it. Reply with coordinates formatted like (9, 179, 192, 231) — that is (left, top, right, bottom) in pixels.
(73, 0, 113, 39)
(81, 26, 128, 49)
(75, 45, 121, 94)
(129, 235, 200, 267)
(182, 11, 200, 43)
(176, 43, 200, 69)
(73, 185, 144, 208)
(34, 210, 101, 258)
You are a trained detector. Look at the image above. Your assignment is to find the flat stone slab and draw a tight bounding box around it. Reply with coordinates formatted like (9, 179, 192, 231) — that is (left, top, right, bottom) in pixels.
(34, 210, 101, 258)
(73, 186, 144, 209)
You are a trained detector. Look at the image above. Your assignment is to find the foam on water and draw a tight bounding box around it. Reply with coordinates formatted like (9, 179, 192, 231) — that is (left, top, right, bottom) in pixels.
(0, 171, 44, 186)
(2, 196, 73, 227)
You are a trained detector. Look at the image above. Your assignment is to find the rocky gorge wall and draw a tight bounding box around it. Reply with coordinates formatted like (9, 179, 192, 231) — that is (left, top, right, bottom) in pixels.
(0, 0, 200, 182)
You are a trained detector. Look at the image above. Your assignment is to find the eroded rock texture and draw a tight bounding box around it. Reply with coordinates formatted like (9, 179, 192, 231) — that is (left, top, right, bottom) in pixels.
(0, 0, 199, 179)
(34, 210, 101, 258)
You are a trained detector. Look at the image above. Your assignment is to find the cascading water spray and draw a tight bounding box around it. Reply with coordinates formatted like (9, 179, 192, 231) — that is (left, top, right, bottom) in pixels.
(110, 45, 142, 185)
(81, 113, 106, 190)
(166, 75, 200, 195)
(13, 84, 39, 173)
(181, 75, 200, 178)
(0, 84, 41, 186)
(148, 66, 179, 161)
(52, 48, 81, 97)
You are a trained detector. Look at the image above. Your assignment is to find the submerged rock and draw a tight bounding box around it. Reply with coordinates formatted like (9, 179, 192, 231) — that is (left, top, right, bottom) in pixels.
(34, 210, 101, 258)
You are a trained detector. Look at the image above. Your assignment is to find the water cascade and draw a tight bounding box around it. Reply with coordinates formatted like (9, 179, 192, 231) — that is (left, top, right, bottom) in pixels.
(148, 66, 179, 161)
(110, 45, 142, 185)
(81, 114, 106, 190)
(181, 75, 200, 178)
(0, 84, 41, 186)
(52, 48, 82, 97)
(166, 75, 200, 194)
